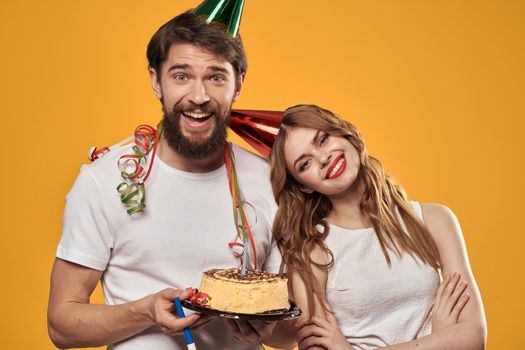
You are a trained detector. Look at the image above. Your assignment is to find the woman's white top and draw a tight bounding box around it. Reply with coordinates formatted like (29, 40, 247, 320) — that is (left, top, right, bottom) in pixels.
(325, 201, 440, 349)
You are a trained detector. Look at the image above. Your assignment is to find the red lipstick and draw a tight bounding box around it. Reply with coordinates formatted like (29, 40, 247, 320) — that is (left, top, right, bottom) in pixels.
(325, 154, 346, 179)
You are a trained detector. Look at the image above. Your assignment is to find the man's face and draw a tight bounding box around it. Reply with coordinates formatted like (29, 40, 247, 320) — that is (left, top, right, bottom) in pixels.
(150, 43, 243, 159)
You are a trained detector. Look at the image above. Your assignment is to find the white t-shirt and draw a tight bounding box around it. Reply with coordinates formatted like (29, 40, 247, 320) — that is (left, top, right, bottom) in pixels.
(57, 142, 281, 350)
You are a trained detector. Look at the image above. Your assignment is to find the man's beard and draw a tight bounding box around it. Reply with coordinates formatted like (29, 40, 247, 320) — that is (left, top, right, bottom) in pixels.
(162, 100, 231, 159)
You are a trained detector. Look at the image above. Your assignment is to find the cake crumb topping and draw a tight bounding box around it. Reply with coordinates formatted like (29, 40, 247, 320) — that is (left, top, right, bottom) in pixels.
(205, 268, 286, 283)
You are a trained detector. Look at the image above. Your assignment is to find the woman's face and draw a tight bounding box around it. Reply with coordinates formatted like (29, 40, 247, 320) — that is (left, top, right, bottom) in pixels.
(284, 126, 361, 196)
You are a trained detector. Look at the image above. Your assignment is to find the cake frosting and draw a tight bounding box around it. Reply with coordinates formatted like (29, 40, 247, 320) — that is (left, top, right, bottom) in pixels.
(198, 268, 289, 314)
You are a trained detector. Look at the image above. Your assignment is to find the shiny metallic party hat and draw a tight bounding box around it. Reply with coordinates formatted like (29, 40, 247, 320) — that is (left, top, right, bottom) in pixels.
(194, 0, 245, 37)
(230, 109, 284, 158)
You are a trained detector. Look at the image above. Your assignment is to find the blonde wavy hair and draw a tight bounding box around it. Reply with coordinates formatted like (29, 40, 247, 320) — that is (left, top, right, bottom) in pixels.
(269, 104, 441, 318)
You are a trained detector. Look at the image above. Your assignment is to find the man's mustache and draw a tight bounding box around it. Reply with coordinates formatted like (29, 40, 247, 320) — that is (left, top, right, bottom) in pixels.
(172, 102, 216, 114)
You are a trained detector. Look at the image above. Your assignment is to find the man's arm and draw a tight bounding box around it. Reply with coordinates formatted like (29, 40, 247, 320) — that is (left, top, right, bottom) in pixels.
(47, 258, 199, 348)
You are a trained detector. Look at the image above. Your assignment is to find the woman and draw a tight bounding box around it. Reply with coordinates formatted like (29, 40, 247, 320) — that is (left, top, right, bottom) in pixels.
(268, 105, 486, 349)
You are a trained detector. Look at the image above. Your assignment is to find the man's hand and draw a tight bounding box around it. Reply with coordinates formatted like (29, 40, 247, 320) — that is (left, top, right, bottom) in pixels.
(296, 312, 354, 350)
(224, 319, 277, 343)
(148, 288, 201, 335)
(431, 272, 470, 333)
(48, 260, 205, 348)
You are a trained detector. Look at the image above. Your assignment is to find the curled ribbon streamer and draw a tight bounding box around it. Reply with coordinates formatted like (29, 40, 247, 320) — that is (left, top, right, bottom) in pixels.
(116, 182, 146, 215)
(224, 143, 258, 270)
(118, 155, 142, 179)
(89, 146, 110, 161)
(228, 242, 245, 263)
(89, 135, 136, 161)
(115, 124, 159, 215)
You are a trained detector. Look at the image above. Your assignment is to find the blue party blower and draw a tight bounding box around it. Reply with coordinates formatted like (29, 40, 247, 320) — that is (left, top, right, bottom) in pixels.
(174, 297, 197, 350)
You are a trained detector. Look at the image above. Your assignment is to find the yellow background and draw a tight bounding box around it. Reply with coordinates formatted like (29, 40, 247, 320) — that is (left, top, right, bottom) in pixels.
(1, 0, 523, 349)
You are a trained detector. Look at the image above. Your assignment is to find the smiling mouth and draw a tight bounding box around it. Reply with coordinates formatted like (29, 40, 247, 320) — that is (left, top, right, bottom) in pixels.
(326, 155, 346, 179)
(181, 111, 213, 122)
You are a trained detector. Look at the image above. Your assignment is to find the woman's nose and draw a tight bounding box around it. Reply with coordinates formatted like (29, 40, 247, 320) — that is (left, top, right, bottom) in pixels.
(318, 151, 332, 169)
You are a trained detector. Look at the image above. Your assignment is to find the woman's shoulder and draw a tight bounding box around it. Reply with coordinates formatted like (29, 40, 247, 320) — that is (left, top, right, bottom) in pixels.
(310, 242, 332, 266)
(419, 202, 458, 222)
(419, 202, 462, 244)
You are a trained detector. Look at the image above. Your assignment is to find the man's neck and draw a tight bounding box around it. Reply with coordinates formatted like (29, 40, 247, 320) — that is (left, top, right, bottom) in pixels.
(156, 136, 225, 173)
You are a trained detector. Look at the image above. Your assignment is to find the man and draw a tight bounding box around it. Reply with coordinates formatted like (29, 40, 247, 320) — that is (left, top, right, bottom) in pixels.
(47, 9, 285, 350)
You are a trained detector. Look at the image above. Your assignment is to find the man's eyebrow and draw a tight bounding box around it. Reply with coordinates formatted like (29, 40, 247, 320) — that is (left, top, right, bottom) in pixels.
(293, 130, 321, 168)
(208, 65, 230, 74)
(167, 63, 190, 73)
(165, 64, 230, 75)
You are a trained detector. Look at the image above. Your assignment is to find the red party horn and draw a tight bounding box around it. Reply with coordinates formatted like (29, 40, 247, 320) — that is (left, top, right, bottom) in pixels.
(230, 109, 284, 158)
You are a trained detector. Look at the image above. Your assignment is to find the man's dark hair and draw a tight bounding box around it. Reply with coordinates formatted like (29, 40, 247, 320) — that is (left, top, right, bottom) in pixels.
(147, 11, 247, 81)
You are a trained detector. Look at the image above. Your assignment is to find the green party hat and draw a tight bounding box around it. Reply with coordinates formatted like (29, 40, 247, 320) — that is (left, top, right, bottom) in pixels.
(194, 0, 245, 37)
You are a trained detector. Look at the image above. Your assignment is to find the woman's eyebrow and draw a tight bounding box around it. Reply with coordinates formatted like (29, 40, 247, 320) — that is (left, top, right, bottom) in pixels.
(293, 130, 321, 167)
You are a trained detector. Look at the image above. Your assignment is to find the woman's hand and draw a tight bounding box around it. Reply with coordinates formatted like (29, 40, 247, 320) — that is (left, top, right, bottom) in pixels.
(431, 272, 470, 333)
(296, 312, 355, 350)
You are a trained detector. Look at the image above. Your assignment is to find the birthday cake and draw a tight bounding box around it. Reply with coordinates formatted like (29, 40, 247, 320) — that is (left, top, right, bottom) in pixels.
(198, 268, 289, 314)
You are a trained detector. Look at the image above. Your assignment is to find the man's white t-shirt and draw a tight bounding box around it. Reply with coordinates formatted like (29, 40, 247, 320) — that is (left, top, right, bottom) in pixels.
(57, 142, 281, 350)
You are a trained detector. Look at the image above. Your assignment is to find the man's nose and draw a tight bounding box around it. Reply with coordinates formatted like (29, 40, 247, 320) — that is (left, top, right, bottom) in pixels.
(188, 80, 211, 106)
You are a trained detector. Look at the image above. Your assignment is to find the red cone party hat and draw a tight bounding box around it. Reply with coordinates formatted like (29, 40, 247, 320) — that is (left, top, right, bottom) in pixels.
(230, 109, 284, 158)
